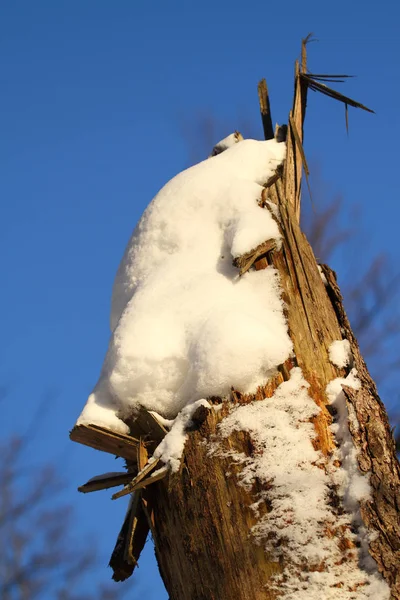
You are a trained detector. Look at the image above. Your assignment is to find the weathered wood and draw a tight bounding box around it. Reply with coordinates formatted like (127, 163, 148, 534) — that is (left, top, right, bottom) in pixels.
(109, 491, 150, 582)
(78, 472, 133, 493)
(112, 457, 162, 500)
(147, 181, 400, 599)
(71, 38, 397, 599)
(116, 466, 168, 496)
(262, 165, 283, 191)
(288, 113, 310, 177)
(109, 434, 151, 581)
(125, 407, 168, 456)
(141, 44, 397, 598)
(284, 61, 307, 222)
(301, 73, 374, 114)
(131, 408, 168, 442)
(258, 78, 274, 141)
(70, 408, 168, 464)
(322, 264, 400, 596)
(150, 410, 284, 600)
(70, 424, 139, 462)
(147, 180, 353, 600)
(233, 238, 277, 276)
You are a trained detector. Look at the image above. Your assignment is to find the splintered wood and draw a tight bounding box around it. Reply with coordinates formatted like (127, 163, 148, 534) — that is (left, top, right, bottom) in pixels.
(70, 35, 399, 600)
(70, 424, 139, 462)
(70, 407, 169, 580)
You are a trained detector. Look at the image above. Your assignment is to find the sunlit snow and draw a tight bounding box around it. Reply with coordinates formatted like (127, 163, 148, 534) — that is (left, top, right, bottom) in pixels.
(329, 339, 352, 368)
(77, 138, 291, 432)
(215, 368, 389, 599)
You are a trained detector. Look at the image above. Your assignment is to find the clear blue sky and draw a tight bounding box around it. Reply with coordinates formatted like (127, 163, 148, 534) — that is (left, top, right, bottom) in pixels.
(1, 1, 399, 598)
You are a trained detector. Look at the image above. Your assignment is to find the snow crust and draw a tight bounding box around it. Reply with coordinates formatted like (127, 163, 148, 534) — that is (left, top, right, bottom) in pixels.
(210, 131, 243, 156)
(77, 393, 129, 434)
(77, 138, 291, 431)
(326, 370, 368, 511)
(318, 264, 328, 285)
(329, 339, 352, 368)
(215, 367, 389, 599)
(325, 369, 388, 585)
(153, 399, 211, 473)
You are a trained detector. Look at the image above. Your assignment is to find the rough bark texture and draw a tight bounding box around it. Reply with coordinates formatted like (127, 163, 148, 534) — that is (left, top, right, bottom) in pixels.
(149, 411, 283, 600)
(146, 189, 358, 600)
(143, 57, 400, 600)
(323, 265, 400, 595)
(70, 41, 400, 600)
(146, 187, 400, 600)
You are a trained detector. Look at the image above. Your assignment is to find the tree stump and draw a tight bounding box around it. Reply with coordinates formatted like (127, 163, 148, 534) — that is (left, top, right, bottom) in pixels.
(71, 37, 400, 600)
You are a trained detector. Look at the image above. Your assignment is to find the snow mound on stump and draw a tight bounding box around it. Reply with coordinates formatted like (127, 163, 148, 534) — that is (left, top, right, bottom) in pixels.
(77, 138, 292, 433)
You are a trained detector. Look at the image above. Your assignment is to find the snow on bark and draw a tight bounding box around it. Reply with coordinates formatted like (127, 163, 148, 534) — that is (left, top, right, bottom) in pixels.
(214, 368, 390, 599)
(329, 339, 352, 368)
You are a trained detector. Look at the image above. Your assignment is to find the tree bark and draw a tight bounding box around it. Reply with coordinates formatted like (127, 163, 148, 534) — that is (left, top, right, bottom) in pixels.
(143, 57, 400, 600)
(70, 40, 400, 599)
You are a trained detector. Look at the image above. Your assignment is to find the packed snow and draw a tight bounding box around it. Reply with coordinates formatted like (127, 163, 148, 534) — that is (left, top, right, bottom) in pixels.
(325, 370, 385, 576)
(210, 131, 243, 156)
(326, 370, 368, 511)
(215, 367, 389, 599)
(153, 399, 212, 472)
(329, 339, 352, 368)
(318, 264, 328, 285)
(77, 137, 291, 433)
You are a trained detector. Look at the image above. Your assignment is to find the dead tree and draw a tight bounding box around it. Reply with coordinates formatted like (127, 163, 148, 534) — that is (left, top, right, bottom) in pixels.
(71, 37, 400, 599)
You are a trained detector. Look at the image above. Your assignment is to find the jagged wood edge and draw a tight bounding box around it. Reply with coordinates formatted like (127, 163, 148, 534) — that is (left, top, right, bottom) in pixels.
(109, 491, 150, 581)
(112, 457, 163, 500)
(233, 239, 277, 276)
(78, 472, 134, 493)
(321, 264, 400, 596)
(70, 424, 140, 462)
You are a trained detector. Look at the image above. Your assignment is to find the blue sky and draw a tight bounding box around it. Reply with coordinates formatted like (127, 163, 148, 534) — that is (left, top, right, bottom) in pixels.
(1, 1, 399, 598)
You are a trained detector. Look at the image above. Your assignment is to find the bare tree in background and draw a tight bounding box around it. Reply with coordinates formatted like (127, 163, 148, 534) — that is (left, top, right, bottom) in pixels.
(0, 430, 127, 600)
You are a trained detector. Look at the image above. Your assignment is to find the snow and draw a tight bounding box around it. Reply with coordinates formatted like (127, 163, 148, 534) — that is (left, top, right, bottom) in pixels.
(77, 392, 129, 434)
(214, 367, 390, 599)
(210, 131, 243, 156)
(318, 264, 328, 285)
(74, 132, 392, 597)
(325, 369, 384, 580)
(148, 411, 174, 429)
(77, 137, 291, 431)
(326, 370, 367, 510)
(153, 399, 211, 472)
(329, 339, 352, 368)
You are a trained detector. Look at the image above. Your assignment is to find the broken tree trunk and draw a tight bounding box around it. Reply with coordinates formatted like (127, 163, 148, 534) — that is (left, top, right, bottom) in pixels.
(70, 37, 399, 599)
(142, 43, 400, 599)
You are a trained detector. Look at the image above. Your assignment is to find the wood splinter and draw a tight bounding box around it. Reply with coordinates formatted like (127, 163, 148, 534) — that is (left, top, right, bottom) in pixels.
(112, 458, 168, 500)
(78, 472, 135, 494)
(234, 239, 277, 276)
(69, 423, 140, 462)
(109, 491, 150, 581)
